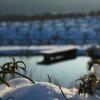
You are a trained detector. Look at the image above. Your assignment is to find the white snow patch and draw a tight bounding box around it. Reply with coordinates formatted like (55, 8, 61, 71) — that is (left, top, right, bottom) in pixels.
(0, 78, 100, 100)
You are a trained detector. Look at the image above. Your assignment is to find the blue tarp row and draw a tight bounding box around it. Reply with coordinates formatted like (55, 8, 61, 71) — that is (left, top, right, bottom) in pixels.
(0, 39, 99, 45)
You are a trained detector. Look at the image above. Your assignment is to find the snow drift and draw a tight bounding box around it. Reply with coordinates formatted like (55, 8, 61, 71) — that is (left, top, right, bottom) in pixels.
(0, 78, 100, 100)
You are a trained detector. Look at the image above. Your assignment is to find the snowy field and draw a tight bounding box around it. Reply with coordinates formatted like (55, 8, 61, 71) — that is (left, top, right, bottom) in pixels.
(0, 78, 100, 100)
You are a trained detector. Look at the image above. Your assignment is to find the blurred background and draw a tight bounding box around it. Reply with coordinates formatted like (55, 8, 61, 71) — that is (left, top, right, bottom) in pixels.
(0, 0, 100, 88)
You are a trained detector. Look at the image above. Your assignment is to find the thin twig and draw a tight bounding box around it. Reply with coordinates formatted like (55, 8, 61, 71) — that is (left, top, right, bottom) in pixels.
(15, 72, 35, 84)
(47, 74, 69, 100)
(58, 85, 69, 100)
(0, 77, 10, 87)
(47, 74, 52, 83)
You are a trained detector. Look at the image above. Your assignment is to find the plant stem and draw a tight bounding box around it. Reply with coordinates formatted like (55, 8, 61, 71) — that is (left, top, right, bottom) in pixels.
(15, 72, 35, 84)
(47, 74, 52, 83)
(58, 85, 69, 100)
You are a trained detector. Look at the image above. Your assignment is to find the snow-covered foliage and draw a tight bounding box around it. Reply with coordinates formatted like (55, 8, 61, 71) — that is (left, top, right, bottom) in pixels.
(91, 63, 100, 79)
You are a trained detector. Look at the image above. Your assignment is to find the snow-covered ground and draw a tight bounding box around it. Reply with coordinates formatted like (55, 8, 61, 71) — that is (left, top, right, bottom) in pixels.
(0, 78, 100, 100)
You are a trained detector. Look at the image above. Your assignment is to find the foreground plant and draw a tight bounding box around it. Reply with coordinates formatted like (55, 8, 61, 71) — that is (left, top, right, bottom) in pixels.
(47, 74, 69, 100)
(0, 71, 10, 87)
(0, 57, 35, 87)
(76, 73, 100, 95)
(1, 57, 26, 77)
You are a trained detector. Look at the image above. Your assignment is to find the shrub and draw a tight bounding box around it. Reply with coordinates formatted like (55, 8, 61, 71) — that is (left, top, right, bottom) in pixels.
(76, 73, 100, 95)
(0, 57, 35, 87)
